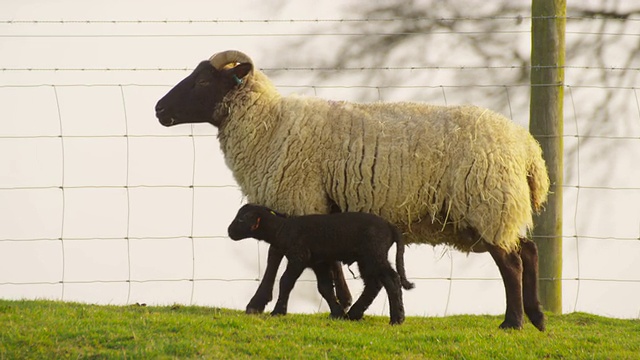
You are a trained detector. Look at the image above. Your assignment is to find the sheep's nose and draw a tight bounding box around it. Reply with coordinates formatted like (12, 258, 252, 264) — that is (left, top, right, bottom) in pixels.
(155, 106, 176, 126)
(155, 104, 166, 117)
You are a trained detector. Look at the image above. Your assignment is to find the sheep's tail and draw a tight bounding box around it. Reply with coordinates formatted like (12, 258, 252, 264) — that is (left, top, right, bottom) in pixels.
(527, 138, 551, 213)
(393, 226, 415, 290)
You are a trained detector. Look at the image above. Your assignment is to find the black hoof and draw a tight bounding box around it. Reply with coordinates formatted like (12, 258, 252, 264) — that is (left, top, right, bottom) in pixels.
(245, 298, 270, 314)
(270, 309, 286, 317)
(499, 320, 523, 330)
(245, 294, 271, 315)
(347, 310, 364, 321)
(329, 311, 347, 320)
(245, 306, 265, 314)
(529, 313, 546, 332)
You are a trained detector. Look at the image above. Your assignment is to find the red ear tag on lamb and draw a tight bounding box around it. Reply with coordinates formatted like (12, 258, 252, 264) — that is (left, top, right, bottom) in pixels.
(251, 217, 261, 231)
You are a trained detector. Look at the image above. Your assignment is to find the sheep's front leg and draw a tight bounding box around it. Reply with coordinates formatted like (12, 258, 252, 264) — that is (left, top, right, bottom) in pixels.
(312, 263, 347, 319)
(487, 242, 524, 330)
(246, 245, 284, 314)
(271, 261, 306, 317)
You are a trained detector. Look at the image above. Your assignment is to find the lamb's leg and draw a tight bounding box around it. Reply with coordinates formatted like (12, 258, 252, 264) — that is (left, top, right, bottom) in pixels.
(519, 237, 546, 331)
(486, 242, 524, 330)
(347, 263, 383, 321)
(271, 261, 305, 316)
(326, 198, 353, 309)
(246, 245, 284, 314)
(380, 267, 405, 325)
(330, 262, 352, 309)
(312, 263, 347, 319)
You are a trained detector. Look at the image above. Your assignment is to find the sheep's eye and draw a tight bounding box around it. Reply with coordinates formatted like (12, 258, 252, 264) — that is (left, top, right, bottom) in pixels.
(196, 79, 210, 87)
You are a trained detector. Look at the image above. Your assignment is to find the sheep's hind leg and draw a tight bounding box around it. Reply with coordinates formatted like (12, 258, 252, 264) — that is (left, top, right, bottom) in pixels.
(313, 263, 347, 319)
(330, 262, 352, 310)
(519, 237, 546, 331)
(347, 263, 383, 322)
(246, 245, 284, 314)
(486, 241, 524, 330)
(380, 268, 405, 325)
(326, 199, 353, 310)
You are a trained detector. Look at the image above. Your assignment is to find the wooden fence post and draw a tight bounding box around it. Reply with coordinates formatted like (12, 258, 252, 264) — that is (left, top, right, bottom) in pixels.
(529, 0, 566, 314)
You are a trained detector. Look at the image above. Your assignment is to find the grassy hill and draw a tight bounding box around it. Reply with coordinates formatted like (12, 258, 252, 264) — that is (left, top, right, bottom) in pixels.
(1, 299, 638, 359)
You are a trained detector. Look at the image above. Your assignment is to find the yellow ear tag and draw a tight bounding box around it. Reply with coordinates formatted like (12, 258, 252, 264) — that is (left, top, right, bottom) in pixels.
(269, 211, 276, 216)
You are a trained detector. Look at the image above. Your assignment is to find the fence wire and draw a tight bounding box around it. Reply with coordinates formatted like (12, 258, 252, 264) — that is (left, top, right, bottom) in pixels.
(1, 13, 639, 318)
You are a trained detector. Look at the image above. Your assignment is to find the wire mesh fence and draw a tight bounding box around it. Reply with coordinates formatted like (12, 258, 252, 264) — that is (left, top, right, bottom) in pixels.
(1, 8, 639, 318)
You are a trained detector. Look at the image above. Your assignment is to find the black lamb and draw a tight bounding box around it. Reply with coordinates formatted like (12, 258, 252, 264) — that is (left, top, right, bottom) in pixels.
(227, 204, 415, 325)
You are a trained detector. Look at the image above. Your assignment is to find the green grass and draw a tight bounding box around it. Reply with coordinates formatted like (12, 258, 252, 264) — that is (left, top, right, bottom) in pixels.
(1, 300, 638, 359)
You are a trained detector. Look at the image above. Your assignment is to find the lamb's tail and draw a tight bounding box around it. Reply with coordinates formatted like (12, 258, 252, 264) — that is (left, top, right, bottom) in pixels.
(527, 138, 550, 213)
(393, 226, 415, 290)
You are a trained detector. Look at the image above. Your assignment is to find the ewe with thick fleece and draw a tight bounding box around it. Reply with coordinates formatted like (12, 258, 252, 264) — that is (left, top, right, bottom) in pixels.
(222, 94, 548, 252)
(155, 50, 550, 331)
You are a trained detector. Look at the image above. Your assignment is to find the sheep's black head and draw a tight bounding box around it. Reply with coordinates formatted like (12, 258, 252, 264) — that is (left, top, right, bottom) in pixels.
(228, 204, 283, 241)
(155, 50, 253, 128)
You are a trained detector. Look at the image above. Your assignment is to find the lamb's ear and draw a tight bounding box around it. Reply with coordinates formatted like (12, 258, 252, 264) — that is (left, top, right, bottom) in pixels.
(250, 217, 261, 231)
(227, 63, 253, 85)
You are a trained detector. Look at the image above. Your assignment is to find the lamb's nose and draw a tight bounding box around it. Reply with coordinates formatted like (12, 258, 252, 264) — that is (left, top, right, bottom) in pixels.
(155, 105, 166, 117)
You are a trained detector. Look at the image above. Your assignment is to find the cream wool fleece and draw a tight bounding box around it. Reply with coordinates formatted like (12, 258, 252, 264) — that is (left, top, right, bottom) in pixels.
(218, 70, 549, 252)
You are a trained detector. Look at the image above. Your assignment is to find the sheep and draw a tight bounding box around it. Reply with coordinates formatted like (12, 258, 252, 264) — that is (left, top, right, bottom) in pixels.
(227, 204, 415, 325)
(155, 50, 550, 331)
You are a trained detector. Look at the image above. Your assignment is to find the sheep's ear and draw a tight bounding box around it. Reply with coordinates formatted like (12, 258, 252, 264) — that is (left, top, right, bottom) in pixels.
(227, 63, 253, 84)
(250, 217, 261, 231)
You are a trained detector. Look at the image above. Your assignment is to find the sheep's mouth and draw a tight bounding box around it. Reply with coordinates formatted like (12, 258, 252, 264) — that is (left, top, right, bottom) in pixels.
(157, 112, 177, 127)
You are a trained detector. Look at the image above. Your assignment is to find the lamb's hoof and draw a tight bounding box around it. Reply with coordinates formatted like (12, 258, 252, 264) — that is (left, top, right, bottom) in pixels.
(329, 311, 347, 320)
(347, 310, 364, 321)
(245, 306, 264, 315)
(499, 320, 523, 330)
(389, 316, 405, 325)
(270, 311, 286, 317)
(245, 299, 269, 314)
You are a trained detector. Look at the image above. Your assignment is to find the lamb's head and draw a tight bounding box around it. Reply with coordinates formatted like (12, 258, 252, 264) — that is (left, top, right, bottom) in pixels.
(228, 204, 285, 241)
(155, 50, 254, 128)
(227, 204, 267, 241)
